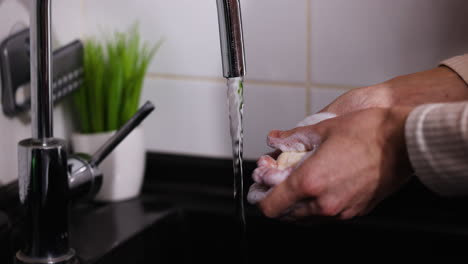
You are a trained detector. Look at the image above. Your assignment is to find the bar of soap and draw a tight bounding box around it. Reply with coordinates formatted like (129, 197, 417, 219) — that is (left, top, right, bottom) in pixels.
(276, 152, 307, 170)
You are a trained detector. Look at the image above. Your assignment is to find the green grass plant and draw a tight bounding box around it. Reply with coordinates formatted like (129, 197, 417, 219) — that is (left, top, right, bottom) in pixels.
(73, 25, 161, 133)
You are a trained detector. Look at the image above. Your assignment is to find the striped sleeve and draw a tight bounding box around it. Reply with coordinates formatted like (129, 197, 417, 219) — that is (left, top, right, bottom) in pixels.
(441, 54, 468, 85)
(405, 102, 468, 196)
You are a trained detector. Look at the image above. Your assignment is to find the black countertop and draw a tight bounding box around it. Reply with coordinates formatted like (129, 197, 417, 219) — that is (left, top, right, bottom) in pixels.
(2, 152, 468, 263)
(4, 197, 181, 264)
(70, 199, 180, 264)
(142, 153, 468, 261)
(143, 152, 468, 235)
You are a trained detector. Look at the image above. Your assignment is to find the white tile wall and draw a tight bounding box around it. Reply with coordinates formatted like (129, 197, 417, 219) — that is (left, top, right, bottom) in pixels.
(83, 0, 223, 78)
(83, 0, 308, 83)
(141, 77, 307, 160)
(0, 0, 31, 184)
(243, 82, 307, 159)
(0, 0, 80, 183)
(52, 0, 83, 45)
(241, 0, 308, 83)
(141, 77, 231, 157)
(2, 0, 468, 184)
(0, 1, 29, 38)
(310, 0, 468, 87)
(309, 86, 347, 114)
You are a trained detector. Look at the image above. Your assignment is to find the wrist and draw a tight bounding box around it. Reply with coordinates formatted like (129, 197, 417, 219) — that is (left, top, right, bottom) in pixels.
(322, 84, 394, 115)
(385, 106, 414, 167)
(363, 82, 395, 108)
(387, 106, 413, 131)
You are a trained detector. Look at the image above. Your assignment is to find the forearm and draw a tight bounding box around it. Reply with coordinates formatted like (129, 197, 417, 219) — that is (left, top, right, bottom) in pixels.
(322, 60, 468, 116)
(385, 66, 468, 107)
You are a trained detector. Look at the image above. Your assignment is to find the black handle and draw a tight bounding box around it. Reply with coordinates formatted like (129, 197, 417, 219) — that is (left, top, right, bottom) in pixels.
(89, 101, 155, 167)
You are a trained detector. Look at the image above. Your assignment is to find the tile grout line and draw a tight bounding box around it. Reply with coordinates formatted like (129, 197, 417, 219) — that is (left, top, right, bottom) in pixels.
(310, 82, 354, 91)
(146, 72, 354, 90)
(241, 79, 308, 88)
(306, 0, 312, 116)
(147, 72, 226, 83)
(146, 72, 310, 88)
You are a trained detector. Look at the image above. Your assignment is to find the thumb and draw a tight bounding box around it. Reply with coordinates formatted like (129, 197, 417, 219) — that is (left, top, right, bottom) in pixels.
(267, 126, 324, 152)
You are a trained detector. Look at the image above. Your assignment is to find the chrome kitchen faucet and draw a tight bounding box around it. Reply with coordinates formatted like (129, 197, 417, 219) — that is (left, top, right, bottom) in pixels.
(15, 1, 154, 263)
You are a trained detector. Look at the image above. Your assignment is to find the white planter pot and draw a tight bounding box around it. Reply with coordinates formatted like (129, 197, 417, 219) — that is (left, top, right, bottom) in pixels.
(71, 127, 146, 202)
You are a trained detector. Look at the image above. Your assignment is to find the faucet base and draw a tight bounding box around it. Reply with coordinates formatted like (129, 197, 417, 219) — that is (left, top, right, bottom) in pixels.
(15, 249, 79, 264)
(17, 138, 73, 263)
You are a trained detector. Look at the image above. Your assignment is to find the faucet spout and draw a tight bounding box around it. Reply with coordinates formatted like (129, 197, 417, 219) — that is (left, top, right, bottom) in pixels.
(30, 0, 53, 139)
(216, 0, 246, 78)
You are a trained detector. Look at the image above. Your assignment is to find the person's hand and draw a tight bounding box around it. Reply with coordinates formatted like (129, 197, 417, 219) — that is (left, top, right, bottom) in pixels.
(258, 107, 414, 220)
(247, 113, 337, 204)
(320, 66, 468, 116)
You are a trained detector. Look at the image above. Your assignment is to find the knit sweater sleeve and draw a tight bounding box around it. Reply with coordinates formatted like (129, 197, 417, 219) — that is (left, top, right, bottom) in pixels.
(441, 54, 468, 85)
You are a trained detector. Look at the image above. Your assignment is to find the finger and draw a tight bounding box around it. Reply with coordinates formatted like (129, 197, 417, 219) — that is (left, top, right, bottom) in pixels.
(338, 209, 358, 220)
(252, 166, 271, 183)
(286, 200, 320, 219)
(259, 140, 330, 218)
(258, 169, 309, 218)
(257, 155, 277, 168)
(252, 166, 292, 186)
(262, 167, 292, 186)
(247, 183, 271, 204)
(267, 127, 323, 152)
(252, 155, 279, 184)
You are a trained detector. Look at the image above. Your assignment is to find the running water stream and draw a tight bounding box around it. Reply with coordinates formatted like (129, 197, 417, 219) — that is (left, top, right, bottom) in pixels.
(226, 77, 248, 263)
